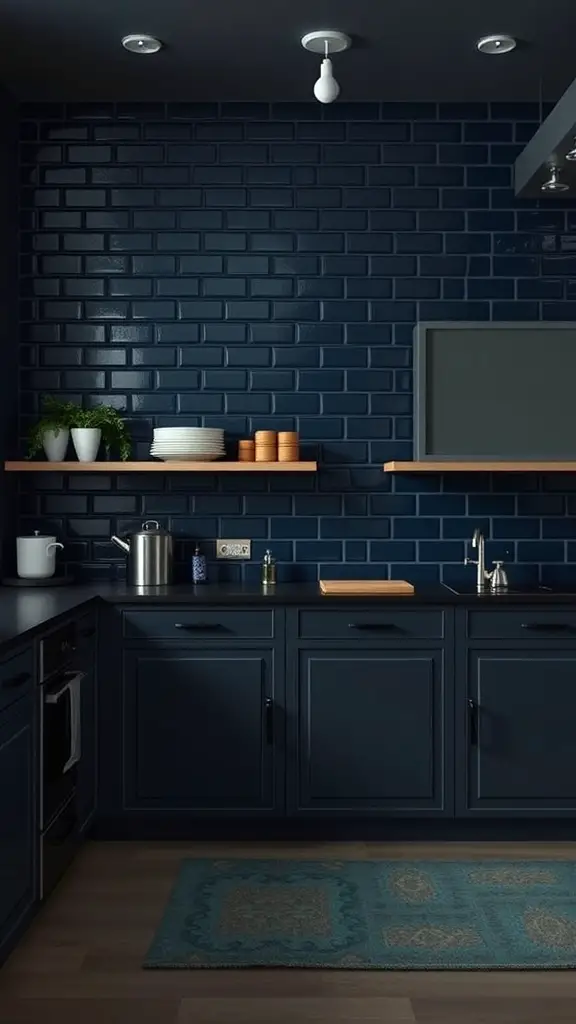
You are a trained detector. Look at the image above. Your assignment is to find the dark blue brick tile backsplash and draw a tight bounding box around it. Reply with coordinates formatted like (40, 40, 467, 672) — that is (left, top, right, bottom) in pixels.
(16, 101, 576, 583)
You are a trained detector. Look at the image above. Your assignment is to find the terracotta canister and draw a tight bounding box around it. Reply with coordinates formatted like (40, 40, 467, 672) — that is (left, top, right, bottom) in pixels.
(255, 430, 277, 462)
(238, 439, 255, 462)
(278, 431, 299, 462)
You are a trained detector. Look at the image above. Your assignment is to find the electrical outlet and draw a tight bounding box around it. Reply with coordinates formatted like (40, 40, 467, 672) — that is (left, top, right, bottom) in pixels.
(216, 539, 251, 560)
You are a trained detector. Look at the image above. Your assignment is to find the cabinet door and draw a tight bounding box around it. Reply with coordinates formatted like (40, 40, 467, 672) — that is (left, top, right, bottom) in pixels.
(290, 649, 450, 816)
(123, 649, 279, 814)
(0, 697, 35, 958)
(459, 649, 576, 815)
(77, 663, 97, 833)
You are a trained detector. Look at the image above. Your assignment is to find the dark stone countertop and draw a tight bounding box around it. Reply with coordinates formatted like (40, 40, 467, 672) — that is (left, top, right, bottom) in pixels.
(0, 586, 99, 649)
(1, 579, 576, 650)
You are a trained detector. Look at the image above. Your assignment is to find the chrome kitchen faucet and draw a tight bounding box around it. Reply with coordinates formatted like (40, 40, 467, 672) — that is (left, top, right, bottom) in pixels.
(465, 528, 509, 592)
(465, 528, 488, 592)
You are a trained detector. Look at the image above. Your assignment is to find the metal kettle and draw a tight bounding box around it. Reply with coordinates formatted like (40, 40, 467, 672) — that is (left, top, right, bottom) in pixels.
(111, 520, 174, 586)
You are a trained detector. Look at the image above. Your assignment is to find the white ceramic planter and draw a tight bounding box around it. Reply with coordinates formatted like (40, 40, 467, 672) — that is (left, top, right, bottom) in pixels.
(71, 427, 101, 462)
(42, 427, 69, 462)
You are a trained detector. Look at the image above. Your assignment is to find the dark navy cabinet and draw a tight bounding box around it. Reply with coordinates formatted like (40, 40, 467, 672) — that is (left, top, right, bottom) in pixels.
(291, 648, 450, 816)
(287, 606, 454, 817)
(0, 693, 35, 963)
(122, 648, 280, 814)
(461, 649, 576, 816)
(96, 598, 576, 828)
(113, 605, 285, 817)
(457, 607, 576, 818)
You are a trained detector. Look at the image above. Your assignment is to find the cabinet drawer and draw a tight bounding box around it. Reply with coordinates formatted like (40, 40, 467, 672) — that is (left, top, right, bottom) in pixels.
(297, 608, 444, 641)
(467, 609, 576, 641)
(122, 608, 274, 642)
(0, 648, 34, 714)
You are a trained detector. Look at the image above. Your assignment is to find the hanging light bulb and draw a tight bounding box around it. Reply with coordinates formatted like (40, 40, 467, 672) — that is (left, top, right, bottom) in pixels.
(301, 31, 351, 105)
(314, 46, 340, 104)
(541, 164, 569, 192)
(565, 137, 576, 162)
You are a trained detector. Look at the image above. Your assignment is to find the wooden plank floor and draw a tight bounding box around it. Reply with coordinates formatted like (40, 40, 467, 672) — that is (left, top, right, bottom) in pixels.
(2, 841, 576, 1022)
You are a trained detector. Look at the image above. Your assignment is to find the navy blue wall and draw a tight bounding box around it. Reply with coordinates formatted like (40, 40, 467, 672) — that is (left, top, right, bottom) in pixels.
(17, 101, 576, 584)
(0, 88, 18, 577)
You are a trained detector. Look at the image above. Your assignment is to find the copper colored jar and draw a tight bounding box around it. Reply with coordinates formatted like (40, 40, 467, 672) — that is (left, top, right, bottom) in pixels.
(278, 431, 299, 462)
(255, 430, 277, 461)
(238, 439, 255, 462)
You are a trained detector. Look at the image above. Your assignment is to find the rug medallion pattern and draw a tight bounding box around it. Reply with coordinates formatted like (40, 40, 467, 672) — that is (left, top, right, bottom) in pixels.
(144, 859, 576, 969)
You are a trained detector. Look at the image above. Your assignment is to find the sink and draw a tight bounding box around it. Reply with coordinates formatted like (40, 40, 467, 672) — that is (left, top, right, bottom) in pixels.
(444, 584, 576, 596)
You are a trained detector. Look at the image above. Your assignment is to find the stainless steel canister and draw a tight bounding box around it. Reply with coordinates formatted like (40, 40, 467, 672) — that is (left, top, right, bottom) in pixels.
(111, 520, 174, 586)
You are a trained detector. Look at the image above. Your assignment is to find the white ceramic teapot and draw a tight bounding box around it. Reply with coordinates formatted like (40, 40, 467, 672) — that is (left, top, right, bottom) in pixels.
(16, 531, 64, 579)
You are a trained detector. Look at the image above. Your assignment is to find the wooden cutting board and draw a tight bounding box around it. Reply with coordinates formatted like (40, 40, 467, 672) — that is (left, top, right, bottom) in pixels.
(319, 580, 414, 596)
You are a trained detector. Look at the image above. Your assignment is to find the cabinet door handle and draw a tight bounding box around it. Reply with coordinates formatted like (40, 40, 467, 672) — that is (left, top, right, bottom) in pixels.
(468, 698, 478, 746)
(174, 622, 222, 631)
(521, 622, 571, 631)
(3, 671, 31, 689)
(265, 697, 274, 745)
(348, 623, 399, 631)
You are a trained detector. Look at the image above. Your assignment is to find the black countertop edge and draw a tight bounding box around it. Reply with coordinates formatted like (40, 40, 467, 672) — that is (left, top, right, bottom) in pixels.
(2, 580, 576, 652)
(90, 582, 576, 605)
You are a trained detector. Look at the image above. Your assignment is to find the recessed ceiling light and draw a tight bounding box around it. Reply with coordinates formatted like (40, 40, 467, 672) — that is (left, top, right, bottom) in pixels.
(476, 34, 516, 55)
(121, 34, 163, 55)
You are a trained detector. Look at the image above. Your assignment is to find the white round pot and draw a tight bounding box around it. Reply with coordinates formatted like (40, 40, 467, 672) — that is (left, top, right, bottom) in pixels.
(42, 427, 69, 462)
(17, 531, 64, 579)
(71, 427, 101, 462)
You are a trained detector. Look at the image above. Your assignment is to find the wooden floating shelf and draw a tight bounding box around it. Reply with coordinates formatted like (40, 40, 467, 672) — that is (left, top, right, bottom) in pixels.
(384, 461, 576, 473)
(5, 461, 317, 473)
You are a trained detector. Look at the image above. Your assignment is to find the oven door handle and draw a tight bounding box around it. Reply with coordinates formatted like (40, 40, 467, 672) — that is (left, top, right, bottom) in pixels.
(46, 671, 84, 773)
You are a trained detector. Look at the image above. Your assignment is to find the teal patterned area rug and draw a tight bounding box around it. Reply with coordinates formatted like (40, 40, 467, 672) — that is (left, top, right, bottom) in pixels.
(144, 858, 576, 970)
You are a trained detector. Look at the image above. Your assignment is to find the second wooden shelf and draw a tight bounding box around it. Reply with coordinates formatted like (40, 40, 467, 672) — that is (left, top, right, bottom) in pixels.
(383, 461, 576, 472)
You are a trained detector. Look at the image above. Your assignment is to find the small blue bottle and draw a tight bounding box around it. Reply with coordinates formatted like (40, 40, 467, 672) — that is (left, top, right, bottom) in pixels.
(192, 544, 207, 584)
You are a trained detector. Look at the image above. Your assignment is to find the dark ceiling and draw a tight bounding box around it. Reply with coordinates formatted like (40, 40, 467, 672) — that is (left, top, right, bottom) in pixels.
(0, 0, 574, 102)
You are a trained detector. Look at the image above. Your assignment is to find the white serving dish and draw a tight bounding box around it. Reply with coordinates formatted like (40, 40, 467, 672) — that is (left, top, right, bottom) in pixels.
(150, 443, 225, 451)
(153, 428, 224, 437)
(151, 453, 225, 462)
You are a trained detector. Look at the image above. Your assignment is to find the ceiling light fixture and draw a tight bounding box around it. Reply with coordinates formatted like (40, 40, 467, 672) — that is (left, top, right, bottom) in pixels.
(541, 164, 569, 192)
(121, 34, 163, 55)
(476, 34, 517, 55)
(301, 30, 351, 104)
(565, 136, 576, 161)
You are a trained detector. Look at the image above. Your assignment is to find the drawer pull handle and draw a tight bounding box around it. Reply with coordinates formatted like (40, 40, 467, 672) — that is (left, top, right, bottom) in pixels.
(348, 623, 399, 631)
(468, 698, 478, 746)
(174, 622, 222, 631)
(265, 697, 274, 745)
(3, 671, 31, 689)
(521, 622, 571, 631)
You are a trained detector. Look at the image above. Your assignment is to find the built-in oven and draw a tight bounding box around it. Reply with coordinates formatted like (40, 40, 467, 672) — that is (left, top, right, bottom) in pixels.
(39, 621, 83, 899)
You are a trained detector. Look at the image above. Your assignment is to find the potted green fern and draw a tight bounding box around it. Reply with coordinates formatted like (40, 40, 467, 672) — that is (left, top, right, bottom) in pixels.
(28, 398, 132, 462)
(27, 397, 73, 461)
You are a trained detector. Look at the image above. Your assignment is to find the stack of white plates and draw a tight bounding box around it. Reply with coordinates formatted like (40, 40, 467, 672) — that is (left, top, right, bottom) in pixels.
(150, 427, 225, 462)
